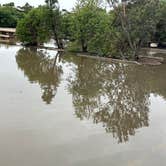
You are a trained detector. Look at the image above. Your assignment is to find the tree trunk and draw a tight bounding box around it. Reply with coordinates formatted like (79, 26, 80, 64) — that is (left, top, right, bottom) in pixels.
(52, 24, 63, 49)
(81, 39, 87, 52)
(50, 9, 64, 49)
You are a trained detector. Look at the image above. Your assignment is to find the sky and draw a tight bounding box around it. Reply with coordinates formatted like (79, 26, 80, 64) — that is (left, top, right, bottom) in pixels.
(0, 0, 77, 10)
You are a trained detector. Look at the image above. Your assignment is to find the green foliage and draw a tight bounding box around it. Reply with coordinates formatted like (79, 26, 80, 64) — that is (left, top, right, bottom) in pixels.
(67, 41, 82, 52)
(0, 6, 23, 28)
(68, 2, 112, 56)
(61, 11, 74, 40)
(127, 0, 159, 43)
(16, 7, 51, 45)
(107, 0, 160, 59)
(1, 0, 165, 59)
(45, 0, 64, 49)
(155, 0, 166, 43)
(3, 2, 15, 7)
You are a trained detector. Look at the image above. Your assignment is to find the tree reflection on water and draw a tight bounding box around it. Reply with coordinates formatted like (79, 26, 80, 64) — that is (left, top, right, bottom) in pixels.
(16, 47, 63, 104)
(16, 50, 166, 143)
(66, 56, 152, 143)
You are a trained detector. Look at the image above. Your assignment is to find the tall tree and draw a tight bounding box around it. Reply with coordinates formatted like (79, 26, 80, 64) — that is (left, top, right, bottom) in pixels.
(69, 0, 112, 55)
(3, 2, 15, 7)
(0, 5, 23, 28)
(155, 0, 166, 45)
(106, 0, 160, 59)
(45, 0, 64, 49)
(16, 7, 51, 45)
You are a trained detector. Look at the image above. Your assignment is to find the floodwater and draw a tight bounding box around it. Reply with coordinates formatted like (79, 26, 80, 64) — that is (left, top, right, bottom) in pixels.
(0, 44, 166, 166)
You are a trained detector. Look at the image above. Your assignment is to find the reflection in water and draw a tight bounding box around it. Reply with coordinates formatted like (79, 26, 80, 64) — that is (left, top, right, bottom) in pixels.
(16, 48, 63, 104)
(0, 40, 16, 47)
(64, 55, 166, 143)
(67, 57, 149, 143)
(15, 49, 166, 143)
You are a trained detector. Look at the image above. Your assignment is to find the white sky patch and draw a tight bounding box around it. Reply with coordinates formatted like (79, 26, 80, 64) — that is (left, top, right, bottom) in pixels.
(0, 0, 76, 10)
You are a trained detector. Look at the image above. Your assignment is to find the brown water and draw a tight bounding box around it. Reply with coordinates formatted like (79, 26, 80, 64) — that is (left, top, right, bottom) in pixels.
(0, 44, 166, 166)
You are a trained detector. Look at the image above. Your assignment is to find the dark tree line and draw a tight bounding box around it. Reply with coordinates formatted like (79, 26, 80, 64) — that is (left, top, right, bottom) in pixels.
(0, 2, 33, 28)
(1, 0, 165, 59)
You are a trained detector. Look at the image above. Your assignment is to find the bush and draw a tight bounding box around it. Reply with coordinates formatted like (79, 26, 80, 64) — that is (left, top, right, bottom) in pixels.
(16, 7, 51, 45)
(68, 3, 112, 56)
(0, 6, 23, 28)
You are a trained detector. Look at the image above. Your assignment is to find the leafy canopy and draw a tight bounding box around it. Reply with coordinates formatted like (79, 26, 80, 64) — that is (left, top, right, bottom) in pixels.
(0, 5, 23, 28)
(16, 7, 51, 45)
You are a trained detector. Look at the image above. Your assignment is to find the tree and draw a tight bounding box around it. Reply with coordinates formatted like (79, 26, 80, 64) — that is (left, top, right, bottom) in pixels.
(16, 7, 51, 46)
(106, 0, 160, 59)
(0, 5, 23, 28)
(61, 10, 74, 40)
(3, 2, 15, 7)
(155, 0, 166, 44)
(45, 0, 64, 49)
(68, 0, 112, 56)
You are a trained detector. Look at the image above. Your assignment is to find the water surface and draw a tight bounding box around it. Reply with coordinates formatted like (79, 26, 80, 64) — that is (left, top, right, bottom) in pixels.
(0, 44, 166, 166)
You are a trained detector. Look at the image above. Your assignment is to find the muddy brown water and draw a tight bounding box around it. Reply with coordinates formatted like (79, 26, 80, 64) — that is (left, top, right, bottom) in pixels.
(0, 44, 166, 166)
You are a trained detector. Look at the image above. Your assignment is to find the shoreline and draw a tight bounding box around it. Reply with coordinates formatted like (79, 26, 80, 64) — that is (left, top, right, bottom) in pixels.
(74, 47, 166, 66)
(0, 41, 165, 65)
(75, 53, 141, 65)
